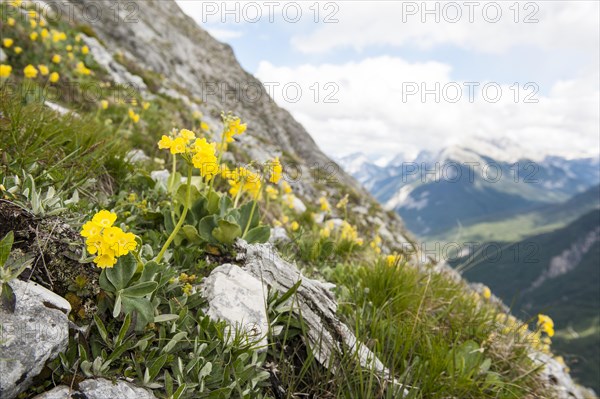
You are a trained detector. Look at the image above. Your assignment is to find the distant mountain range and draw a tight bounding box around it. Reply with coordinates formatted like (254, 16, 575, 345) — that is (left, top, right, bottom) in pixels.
(336, 138, 600, 238)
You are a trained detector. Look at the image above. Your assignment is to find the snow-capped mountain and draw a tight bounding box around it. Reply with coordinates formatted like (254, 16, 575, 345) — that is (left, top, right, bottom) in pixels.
(337, 140, 600, 237)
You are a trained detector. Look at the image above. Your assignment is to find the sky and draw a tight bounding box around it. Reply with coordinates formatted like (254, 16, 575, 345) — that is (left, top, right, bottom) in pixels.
(176, 0, 600, 162)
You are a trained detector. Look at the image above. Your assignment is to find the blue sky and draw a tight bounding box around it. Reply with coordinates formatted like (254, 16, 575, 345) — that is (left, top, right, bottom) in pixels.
(176, 1, 600, 161)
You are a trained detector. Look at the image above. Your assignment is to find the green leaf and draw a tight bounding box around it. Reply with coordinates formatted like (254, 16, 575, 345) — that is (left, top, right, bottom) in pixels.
(239, 201, 259, 231)
(154, 314, 180, 323)
(190, 195, 208, 221)
(218, 195, 233, 217)
(106, 254, 137, 291)
(161, 331, 188, 354)
(148, 354, 168, 381)
(181, 225, 202, 244)
(176, 184, 200, 209)
(212, 219, 242, 245)
(206, 190, 220, 214)
(99, 269, 116, 293)
(93, 315, 110, 346)
(198, 215, 218, 243)
(113, 294, 122, 318)
(243, 225, 270, 244)
(121, 297, 155, 330)
(115, 312, 132, 347)
(122, 281, 158, 298)
(139, 261, 161, 283)
(0, 282, 16, 313)
(0, 231, 14, 267)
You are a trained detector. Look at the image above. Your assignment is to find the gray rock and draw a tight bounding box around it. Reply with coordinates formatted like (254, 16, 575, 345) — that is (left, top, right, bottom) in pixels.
(0, 280, 71, 399)
(269, 226, 289, 245)
(126, 149, 150, 163)
(201, 264, 269, 348)
(530, 351, 589, 399)
(33, 378, 156, 399)
(0, 48, 6, 62)
(80, 35, 147, 92)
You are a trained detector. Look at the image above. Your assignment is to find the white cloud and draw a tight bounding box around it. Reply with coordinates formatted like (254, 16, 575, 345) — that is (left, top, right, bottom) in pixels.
(291, 1, 599, 56)
(255, 56, 600, 160)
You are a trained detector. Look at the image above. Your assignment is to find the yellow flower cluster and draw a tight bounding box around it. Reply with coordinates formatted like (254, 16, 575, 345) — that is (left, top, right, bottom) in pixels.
(537, 314, 555, 337)
(482, 286, 492, 300)
(0, 64, 12, 78)
(227, 167, 262, 199)
(319, 197, 331, 212)
(369, 234, 382, 254)
(340, 221, 363, 245)
(336, 194, 349, 210)
(223, 114, 247, 143)
(269, 157, 283, 184)
(128, 108, 140, 123)
(386, 254, 400, 267)
(158, 129, 218, 180)
(80, 210, 137, 268)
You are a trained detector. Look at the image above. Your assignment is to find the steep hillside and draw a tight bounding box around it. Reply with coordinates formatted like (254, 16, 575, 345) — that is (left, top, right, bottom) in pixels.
(453, 210, 600, 391)
(0, 1, 594, 398)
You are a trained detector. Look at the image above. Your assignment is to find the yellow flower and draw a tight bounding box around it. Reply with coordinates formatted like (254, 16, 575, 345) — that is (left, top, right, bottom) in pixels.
(48, 71, 59, 83)
(30, 19, 38, 29)
(200, 121, 209, 132)
(340, 221, 361, 245)
(113, 231, 137, 256)
(290, 221, 300, 231)
(30, 32, 38, 41)
(223, 114, 247, 143)
(2, 39, 14, 48)
(75, 34, 81, 42)
(336, 194, 349, 209)
(482, 286, 492, 300)
(192, 138, 218, 180)
(386, 254, 398, 267)
(38, 64, 49, 76)
(158, 135, 173, 150)
(284, 194, 295, 209)
(100, 100, 109, 110)
(23, 64, 38, 79)
(51, 30, 66, 43)
(66, 45, 73, 52)
(52, 54, 61, 64)
(94, 253, 117, 269)
(81, 45, 90, 54)
(10, 0, 23, 7)
(39, 19, 46, 27)
(80, 221, 101, 238)
(75, 61, 91, 75)
(40, 28, 49, 40)
(14, 47, 22, 54)
(170, 137, 187, 154)
(319, 197, 331, 212)
(320, 227, 331, 239)
(102, 226, 123, 245)
(282, 181, 292, 194)
(281, 216, 290, 224)
(266, 185, 278, 200)
(182, 283, 193, 296)
(128, 108, 140, 123)
(537, 314, 555, 337)
(266, 157, 282, 184)
(0, 64, 12, 78)
(142, 102, 150, 110)
(179, 128, 196, 143)
(91, 210, 117, 228)
(228, 167, 262, 199)
(7, 18, 16, 26)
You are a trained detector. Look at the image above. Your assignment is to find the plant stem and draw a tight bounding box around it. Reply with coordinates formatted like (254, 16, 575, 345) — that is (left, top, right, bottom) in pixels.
(242, 185, 263, 238)
(155, 166, 192, 263)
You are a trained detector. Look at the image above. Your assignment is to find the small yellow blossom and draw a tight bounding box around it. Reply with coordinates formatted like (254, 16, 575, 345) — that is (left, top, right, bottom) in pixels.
(142, 102, 150, 110)
(192, 138, 218, 180)
(290, 221, 300, 231)
(179, 128, 196, 143)
(336, 194, 349, 209)
(75, 34, 81, 42)
(30, 32, 39, 41)
(222, 114, 247, 143)
(200, 121, 209, 131)
(386, 254, 398, 267)
(320, 227, 331, 239)
(170, 137, 186, 155)
(0, 65, 12, 78)
(39, 19, 46, 27)
(319, 197, 331, 212)
(52, 54, 61, 64)
(10, 0, 23, 7)
(482, 286, 492, 300)
(100, 100, 109, 110)
(30, 19, 37, 29)
(537, 314, 555, 337)
(7, 18, 16, 26)
(158, 135, 173, 150)
(38, 64, 49, 76)
(40, 28, 49, 40)
(228, 167, 262, 199)
(182, 283, 193, 296)
(281, 215, 290, 224)
(128, 108, 140, 124)
(269, 157, 283, 184)
(14, 47, 22, 54)
(282, 181, 292, 194)
(23, 64, 38, 79)
(75, 61, 91, 75)
(266, 185, 278, 200)
(2, 39, 14, 48)
(49, 72, 59, 83)
(81, 45, 90, 54)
